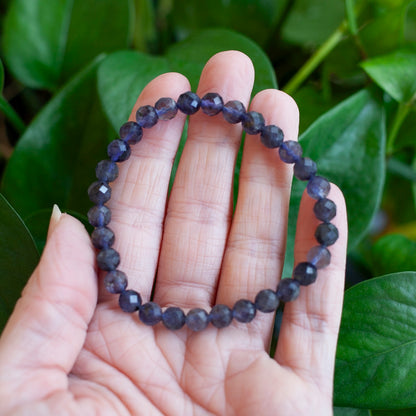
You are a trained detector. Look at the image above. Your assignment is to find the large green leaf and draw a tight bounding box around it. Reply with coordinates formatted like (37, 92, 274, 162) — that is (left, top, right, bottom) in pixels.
(334, 408, 370, 416)
(2, 0, 131, 89)
(334, 272, 416, 408)
(0, 193, 39, 331)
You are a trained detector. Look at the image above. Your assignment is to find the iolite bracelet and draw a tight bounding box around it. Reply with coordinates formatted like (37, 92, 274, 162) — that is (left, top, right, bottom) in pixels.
(87, 91, 338, 331)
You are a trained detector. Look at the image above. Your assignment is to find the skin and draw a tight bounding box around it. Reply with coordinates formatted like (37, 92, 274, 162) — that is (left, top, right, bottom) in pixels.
(0, 51, 347, 416)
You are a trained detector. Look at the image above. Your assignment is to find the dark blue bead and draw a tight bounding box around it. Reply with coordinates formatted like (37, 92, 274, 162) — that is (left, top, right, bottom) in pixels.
(209, 304, 233, 328)
(107, 140, 131, 162)
(155, 97, 178, 120)
(95, 160, 119, 182)
(201, 92, 224, 116)
(242, 111, 265, 135)
(233, 299, 256, 323)
(119, 290, 142, 312)
(119, 121, 143, 144)
(96, 248, 120, 271)
(279, 141, 302, 163)
(293, 262, 317, 286)
(91, 227, 115, 249)
(255, 289, 279, 313)
(163, 307, 186, 330)
(139, 302, 162, 326)
(87, 205, 111, 227)
(135, 105, 158, 128)
(260, 125, 284, 148)
(177, 91, 201, 115)
(294, 157, 317, 181)
(307, 176, 331, 200)
(104, 270, 127, 294)
(222, 100, 246, 124)
(313, 198, 337, 222)
(88, 181, 111, 205)
(186, 308, 209, 331)
(307, 245, 331, 269)
(315, 223, 339, 246)
(277, 279, 300, 302)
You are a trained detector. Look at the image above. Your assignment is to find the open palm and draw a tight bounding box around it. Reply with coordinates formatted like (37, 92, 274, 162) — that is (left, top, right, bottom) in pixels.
(0, 51, 347, 416)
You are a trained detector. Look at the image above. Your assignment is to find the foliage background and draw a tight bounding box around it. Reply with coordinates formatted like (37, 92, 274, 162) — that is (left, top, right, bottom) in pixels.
(0, 0, 416, 414)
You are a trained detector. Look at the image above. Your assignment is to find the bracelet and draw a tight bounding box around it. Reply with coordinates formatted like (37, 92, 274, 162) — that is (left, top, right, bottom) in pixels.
(87, 91, 338, 331)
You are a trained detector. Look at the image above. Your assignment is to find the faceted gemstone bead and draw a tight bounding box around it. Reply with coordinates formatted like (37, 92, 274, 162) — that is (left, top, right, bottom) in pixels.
(255, 289, 279, 313)
(104, 270, 127, 294)
(119, 289, 142, 312)
(107, 139, 131, 162)
(163, 307, 186, 330)
(260, 125, 284, 148)
(87, 205, 111, 227)
(233, 299, 256, 323)
(293, 262, 317, 286)
(135, 105, 158, 128)
(313, 198, 337, 222)
(186, 308, 209, 331)
(209, 304, 233, 328)
(279, 141, 302, 163)
(201, 92, 224, 116)
(277, 279, 300, 302)
(96, 248, 120, 271)
(139, 302, 162, 326)
(177, 91, 201, 115)
(91, 227, 115, 249)
(155, 97, 178, 120)
(242, 111, 265, 135)
(307, 176, 331, 200)
(88, 181, 111, 205)
(294, 157, 317, 181)
(315, 223, 339, 246)
(222, 100, 246, 124)
(119, 121, 143, 144)
(95, 160, 119, 182)
(307, 245, 331, 269)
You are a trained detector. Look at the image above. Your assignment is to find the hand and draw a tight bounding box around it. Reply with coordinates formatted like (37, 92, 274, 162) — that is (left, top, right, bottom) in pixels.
(0, 51, 347, 416)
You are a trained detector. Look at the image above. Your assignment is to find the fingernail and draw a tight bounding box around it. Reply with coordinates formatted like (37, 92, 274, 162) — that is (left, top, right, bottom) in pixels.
(48, 204, 62, 236)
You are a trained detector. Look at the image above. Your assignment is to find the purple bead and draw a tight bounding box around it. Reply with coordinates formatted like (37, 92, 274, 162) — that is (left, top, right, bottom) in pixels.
(279, 141, 302, 163)
(294, 157, 317, 181)
(307, 176, 331, 200)
(315, 223, 339, 246)
(88, 181, 111, 205)
(104, 270, 127, 294)
(91, 226, 115, 249)
(242, 111, 265, 135)
(107, 139, 131, 162)
(223, 100, 246, 124)
(255, 289, 279, 313)
(177, 91, 201, 115)
(293, 262, 317, 286)
(276, 279, 300, 302)
(314, 198, 337, 222)
(210, 304, 233, 328)
(87, 205, 111, 227)
(260, 125, 284, 148)
(307, 245, 331, 269)
(139, 302, 162, 326)
(119, 290, 141, 312)
(186, 308, 209, 331)
(155, 97, 178, 120)
(201, 92, 224, 116)
(135, 105, 158, 128)
(163, 307, 186, 330)
(96, 248, 120, 271)
(233, 299, 256, 323)
(95, 160, 119, 182)
(119, 121, 143, 144)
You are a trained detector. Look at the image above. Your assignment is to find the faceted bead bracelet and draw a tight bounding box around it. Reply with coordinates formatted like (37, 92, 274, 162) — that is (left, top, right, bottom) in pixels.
(87, 91, 339, 331)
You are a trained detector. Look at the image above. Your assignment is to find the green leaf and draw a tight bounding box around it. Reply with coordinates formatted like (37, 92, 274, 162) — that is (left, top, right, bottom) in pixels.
(2, 0, 131, 89)
(372, 408, 416, 416)
(0, 58, 4, 92)
(333, 407, 370, 416)
(361, 46, 416, 103)
(0, 193, 39, 331)
(334, 272, 416, 408)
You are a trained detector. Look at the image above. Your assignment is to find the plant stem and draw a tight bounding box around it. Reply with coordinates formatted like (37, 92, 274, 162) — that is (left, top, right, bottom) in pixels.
(386, 101, 411, 155)
(0, 95, 25, 134)
(284, 22, 347, 96)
